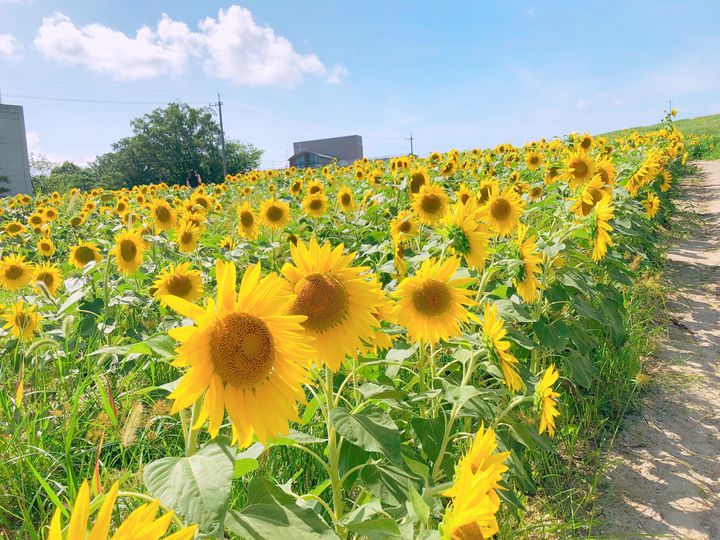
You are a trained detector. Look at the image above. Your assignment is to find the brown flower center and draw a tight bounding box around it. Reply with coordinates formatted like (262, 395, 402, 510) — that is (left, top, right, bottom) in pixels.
(266, 205, 284, 222)
(308, 198, 324, 211)
(209, 313, 275, 389)
(240, 211, 254, 228)
(460, 192, 471, 204)
(490, 197, 512, 221)
(291, 273, 348, 333)
(412, 279, 451, 316)
(420, 194, 442, 215)
(572, 160, 588, 178)
(74, 246, 95, 264)
(398, 219, 411, 233)
(38, 272, 55, 288)
(180, 231, 194, 245)
(410, 173, 426, 194)
(119, 239, 138, 261)
(155, 206, 171, 222)
(451, 521, 485, 540)
(5, 265, 23, 280)
(309, 185, 322, 195)
(340, 193, 352, 206)
(15, 313, 30, 329)
(165, 275, 192, 298)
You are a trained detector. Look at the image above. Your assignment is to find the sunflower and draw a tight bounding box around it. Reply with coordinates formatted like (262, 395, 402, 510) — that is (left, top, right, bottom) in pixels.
(5, 221, 27, 236)
(409, 167, 429, 194)
(306, 180, 324, 196)
(0, 254, 34, 291)
(562, 151, 596, 191)
(591, 196, 614, 261)
(390, 210, 419, 244)
(281, 237, 387, 371)
(47, 480, 197, 540)
(412, 183, 450, 226)
(69, 242, 102, 270)
(644, 192, 661, 218)
(577, 133, 593, 151)
(38, 237, 56, 257)
(595, 158, 616, 186)
(525, 150, 544, 171)
(445, 204, 490, 270)
(480, 187, 525, 236)
(455, 184, 476, 209)
(477, 178, 499, 205)
(150, 199, 177, 231)
(513, 224, 543, 303)
(572, 176, 608, 217)
(33, 263, 62, 296)
(2, 301, 42, 340)
(153, 262, 204, 305)
(28, 213, 45, 228)
(43, 206, 59, 221)
(290, 179, 303, 196)
(392, 257, 475, 345)
(176, 221, 201, 254)
(111, 228, 145, 275)
(337, 186, 355, 213)
(660, 170, 672, 192)
(69, 214, 86, 227)
(162, 261, 313, 446)
(260, 198, 291, 230)
(481, 303, 522, 392)
(303, 194, 328, 218)
(236, 202, 259, 240)
(440, 159, 457, 177)
(535, 364, 561, 436)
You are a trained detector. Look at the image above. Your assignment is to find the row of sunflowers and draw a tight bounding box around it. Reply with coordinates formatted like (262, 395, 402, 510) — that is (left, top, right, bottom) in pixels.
(0, 120, 686, 539)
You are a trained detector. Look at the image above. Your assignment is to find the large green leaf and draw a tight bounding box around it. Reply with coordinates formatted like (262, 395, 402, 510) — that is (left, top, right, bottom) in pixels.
(359, 463, 422, 506)
(143, 438, 236, 533)
(330, 406, 402, 464)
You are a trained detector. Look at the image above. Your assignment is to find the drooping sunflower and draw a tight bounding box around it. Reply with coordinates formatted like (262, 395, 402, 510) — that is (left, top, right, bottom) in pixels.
(392, 257, 475, 345)
(660, 170, 672, 192)
(302, 193, 328, 219)
(37, 237, 56, 257)
(513, 224, 543, 303)
(2, 301, 42, 340)
(412, 183, 450, 226)
(595, 158, 616, 186)
(409, 166, 429, 194)
(644, 192, 661, 218)
(480, 187, 525, 236)
(390, 210, 419, 244)
(163, 260, 313, 446)
(0, 254, 34, 291)
(337, 186, 355, 213)
(70, 242, 102, 269)
(445, 204, 490, 270)
(281, 237, 387, 371)
(481, 303, 522, 392)
(111, 228, 145, 275)
(591, 196, 614, 261)
(259, 198, 291, 230)
(33, 263, 62, 297)
(237, 202, 259, 240)
(535, 364, 561, 436)
(150, 199, 177, 231)
(153, 262, 204, 305)
(47, 481, 197, 540)
(175, 221, 201, 254)
(572, 176, 608, 217)
(562, 151, 596, 191)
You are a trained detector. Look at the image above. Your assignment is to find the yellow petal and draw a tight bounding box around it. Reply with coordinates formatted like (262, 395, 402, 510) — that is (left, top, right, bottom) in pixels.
(88, 481, 119, 540)
(67, 481, 90, 540)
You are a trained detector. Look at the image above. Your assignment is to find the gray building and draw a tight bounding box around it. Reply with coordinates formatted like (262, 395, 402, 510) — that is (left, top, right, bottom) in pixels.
(289, 135, 363, 168)
(0, 104, 33, 196)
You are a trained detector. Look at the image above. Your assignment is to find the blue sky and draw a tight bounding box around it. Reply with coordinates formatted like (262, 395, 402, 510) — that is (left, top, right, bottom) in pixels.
(1, 1, 720, 169)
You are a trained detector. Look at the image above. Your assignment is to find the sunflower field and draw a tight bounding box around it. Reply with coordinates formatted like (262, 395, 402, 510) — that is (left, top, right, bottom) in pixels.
(0, 117, 688, 539)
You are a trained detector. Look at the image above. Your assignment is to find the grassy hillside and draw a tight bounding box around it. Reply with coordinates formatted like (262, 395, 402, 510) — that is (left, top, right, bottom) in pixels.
(602, 113, 720, 138)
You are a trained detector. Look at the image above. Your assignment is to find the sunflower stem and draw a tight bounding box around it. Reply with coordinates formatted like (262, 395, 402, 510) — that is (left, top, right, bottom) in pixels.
(185, 399, 202, 457)
(417, 344, 427, 416)
(323, 368, 345, 534)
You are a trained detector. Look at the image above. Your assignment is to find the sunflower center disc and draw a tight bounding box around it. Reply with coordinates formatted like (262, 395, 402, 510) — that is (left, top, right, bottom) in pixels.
(412, 279, 451, 316)
(8, 224, 21, 233)
(120, 239, 138, 261)
(266, 206, 283, 222)
(180, 232, 193, 244)
(421, 194, 442, 214)
(291, 273, 349, 333)
(166, 275, 192, 298)
(6, 265, 23, 280)
(460, 192, 470, 204)
(210, 313, 275, 389)
(479, 186, 491, 204)
(156, 207, 171, 222)
(309, 185, 322, 195)
(452, 521, 485, 540)
(75, 246, 95, 264)
(490, 197, 512, 221)
(398, 220, 411, 233)
(341, 193, 352, 206)
(309, 198, 324, 211)
(240, 211, 254, 227)
(38, 272, 54, 288)
(410, 174, 426, 193)
(572, 160, 588, 177)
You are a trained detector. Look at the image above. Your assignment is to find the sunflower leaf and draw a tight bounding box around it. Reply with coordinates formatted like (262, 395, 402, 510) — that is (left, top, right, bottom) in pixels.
(330, 406, 402, 465)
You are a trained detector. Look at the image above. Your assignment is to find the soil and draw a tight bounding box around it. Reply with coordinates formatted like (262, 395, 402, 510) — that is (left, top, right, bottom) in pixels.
(596, 161, 720, 539)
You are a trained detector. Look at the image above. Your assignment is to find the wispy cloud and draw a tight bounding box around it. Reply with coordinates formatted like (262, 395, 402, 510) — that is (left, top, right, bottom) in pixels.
(0, 33, 22, 60)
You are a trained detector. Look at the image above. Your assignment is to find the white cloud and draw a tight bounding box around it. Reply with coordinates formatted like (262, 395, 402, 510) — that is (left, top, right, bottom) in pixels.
(0, 33, 22, 60)
(26, 131, 41, 153)
(33, 6, 346, 86)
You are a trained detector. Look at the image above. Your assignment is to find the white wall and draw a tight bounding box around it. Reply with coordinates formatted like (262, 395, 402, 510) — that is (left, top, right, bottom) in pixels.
(0, 104, 33, 196)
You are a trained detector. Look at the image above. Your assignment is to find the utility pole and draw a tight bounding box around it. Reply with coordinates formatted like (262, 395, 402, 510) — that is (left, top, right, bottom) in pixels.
(406, 133, 414, 156)
(216, 93, 228, 179)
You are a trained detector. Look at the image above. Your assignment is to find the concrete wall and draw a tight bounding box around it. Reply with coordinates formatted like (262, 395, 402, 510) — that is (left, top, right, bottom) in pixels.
(293, 135, 363, 163)
(0, 104, 33, 196)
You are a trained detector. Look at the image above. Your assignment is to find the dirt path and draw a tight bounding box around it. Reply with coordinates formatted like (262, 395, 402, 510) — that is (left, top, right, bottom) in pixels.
(596, 161, 720, 539)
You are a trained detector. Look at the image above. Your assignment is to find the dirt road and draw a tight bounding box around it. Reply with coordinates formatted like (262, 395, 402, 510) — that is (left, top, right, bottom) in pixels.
(597, 161, 720, 538)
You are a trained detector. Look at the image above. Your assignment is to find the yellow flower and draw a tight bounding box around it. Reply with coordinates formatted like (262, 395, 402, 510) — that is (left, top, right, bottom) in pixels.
(38, 237, 56, 257)
(455, 183, 476, 209)
(47, 481, 197, 540)
(644, 192, 661, 218)
(237, 202, 259, 240)
(572, 176, 608, 217)
(337, 186, 355, 213)
(175, 221, 201, 254)
(409, 166, 429, 194)
(150, 199, 177, 231)
(392, 257, 475, 345)
(481, 303, 522, 392)
(412, 183, 450, 226)
(302, 193, 328, 218)
(2, 301, 42, 340)
(480, 187, 525, 236)
(282, 237, 387, 371)
(562, 151, 595, 191)
(535, 364, 561, 436)
(306, 180, 324, 196)
(33, 263, 62, 297)
(5, 220, 27, 236)
(0, 254, 34, 291)
(660, 170, 672, 192)
(111, 228, 145, 275)
(445, 204, 490, 270)
(513, 224, 543, 303)
(259, 198, 291, 230)
(591, 196, 614, 261)
(70, 242, 102, 269)
(390, 210, 419, 244)
(153, 262, 204, 305)
(525, 150, 543, 171)
(163, 260, 312, 446)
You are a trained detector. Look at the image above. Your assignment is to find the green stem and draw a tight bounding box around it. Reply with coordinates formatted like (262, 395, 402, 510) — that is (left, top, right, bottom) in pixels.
(185, 399, 202, 457)
(492, 395, 533, 428)
(324, 369, 345, 533)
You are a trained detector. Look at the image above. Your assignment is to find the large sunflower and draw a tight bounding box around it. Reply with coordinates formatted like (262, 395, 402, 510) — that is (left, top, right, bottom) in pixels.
(0, 254, 34, 291)
(111, 228, 145, 275)
(47, 480, 197, 540)
(281, 237, 387, 371)
(259, 198, 291, 230)
(38, 237, 56, 257)
(572, 176, 608, 217)
(562, 151, 596, 191)
(481, 187, 525, 236)
(392, 257, 475, 345)
(513, 224, 543, 303)
(445, 204, 490, 270)
(175, 221, 201, 254)
(70, 242, 102, 269)
(2, 301, 42, 341)
(337, 186, 355, 213)
(33, 263, 62, 297)
(237, 202, 259, 240)
(5, 221, 27, 236)
(481, 303, 522, 392)
(150, 199, 177, 231)
(153, 262, 204, 305)
(302, 193, 328, 219)
(412, 183, 450, 226)
(591, 196, 614, 261)
(163, 260, 312, 446)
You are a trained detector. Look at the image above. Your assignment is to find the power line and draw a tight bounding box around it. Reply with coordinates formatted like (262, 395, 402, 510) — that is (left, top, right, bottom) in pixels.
(4, 93, 207, 106)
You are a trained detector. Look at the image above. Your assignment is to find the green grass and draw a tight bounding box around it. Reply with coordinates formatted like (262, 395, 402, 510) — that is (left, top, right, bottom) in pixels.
(601, 112, 720, 138)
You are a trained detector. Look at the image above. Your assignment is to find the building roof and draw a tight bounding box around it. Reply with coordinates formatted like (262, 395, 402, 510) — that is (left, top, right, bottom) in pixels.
(288, 151, 336, 161)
